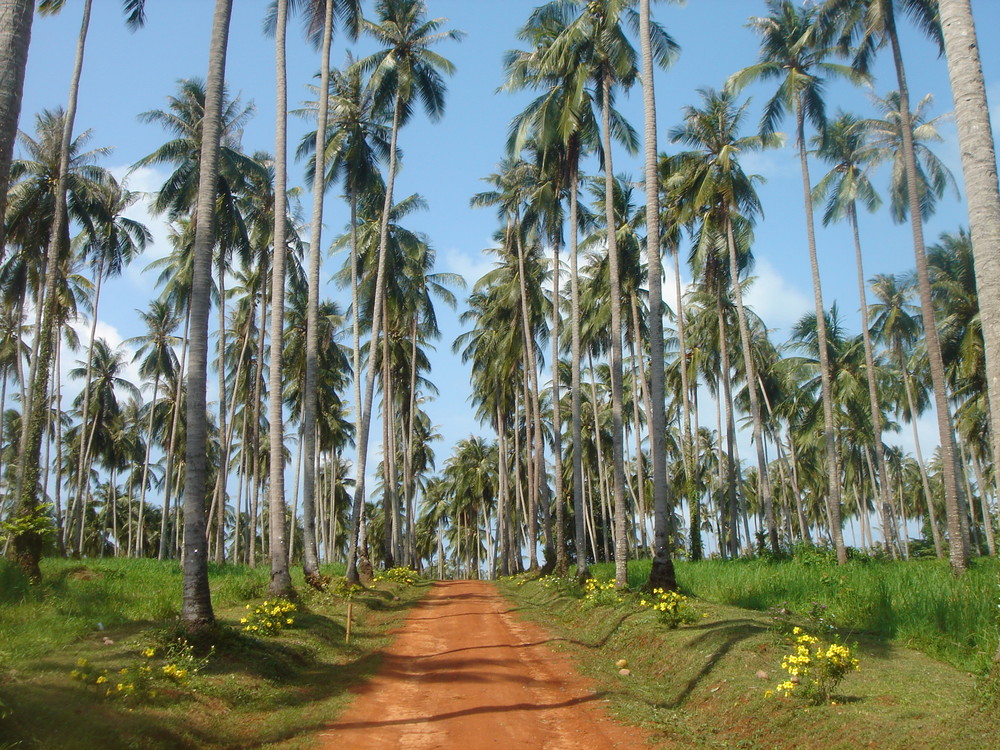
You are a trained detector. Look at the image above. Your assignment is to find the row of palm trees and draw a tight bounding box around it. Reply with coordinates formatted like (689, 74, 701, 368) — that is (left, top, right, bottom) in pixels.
(2, 1, 1000, 634)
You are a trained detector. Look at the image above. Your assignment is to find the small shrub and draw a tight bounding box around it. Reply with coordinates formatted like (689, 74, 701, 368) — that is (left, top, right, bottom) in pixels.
(582, 578, 624, 608)
(240, 599, 297, 636)
(767, 601, 796, 637)
(639, 588, 698, 628)
(773, 627, 860, 704)
(328, 577, 365, 600)
(538, 574, 583, 597)
(373, 567, 419, 586)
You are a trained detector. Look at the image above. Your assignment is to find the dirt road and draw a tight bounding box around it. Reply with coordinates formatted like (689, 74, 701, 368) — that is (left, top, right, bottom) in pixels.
(317, 580, 644, 749)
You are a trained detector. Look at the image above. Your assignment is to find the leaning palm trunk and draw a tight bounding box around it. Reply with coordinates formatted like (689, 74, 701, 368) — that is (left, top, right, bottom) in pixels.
(938, 0, 1000, 566)
(180, 0, 234, 630)
(10, 0, 92, 580)
(795, 101, 846, 565)
(71, 253, 105, 555)
(0, 0, 33, 253)
(514, 223, 541, 570)
(346, 93, 402, 583)
(136, 371, 160, 557)
(300, 0, 335, 588)
(600, 68, 629, 588)
(724, 214, 778, 555)
(884, 4, 968, 572)
(640, 0, 676, 591)
(266, 0, 293, 596)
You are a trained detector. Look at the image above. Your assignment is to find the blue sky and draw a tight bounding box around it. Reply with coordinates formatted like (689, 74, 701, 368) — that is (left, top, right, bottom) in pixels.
(17, 0, 1000, 508)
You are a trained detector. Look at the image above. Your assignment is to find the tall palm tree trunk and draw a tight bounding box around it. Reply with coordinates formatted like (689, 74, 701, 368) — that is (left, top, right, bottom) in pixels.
(795, 101, 846, 565)
(71, 255, 106, 555)
(724, 214, 778, 554)
(136, 371, 160, 557)
(301, 0, 335, 588)
(346, 93, 402, 583)
(640, 0, 676, 590)
(717, 304, 739, 557)
(266, 0, 293, 596)
(600, 68, 629, 588)
(884, 3, 968, 573)
(938, 0, 1000, 552)
(10, 0, 92, 579)
(159, 308, 190, 560)
(514, 223, 544, 570)
(181, 0, 233, 630)
(550, 232, 566, 573)
(848, 203, 896, 556)
(568, 152, 587, 579)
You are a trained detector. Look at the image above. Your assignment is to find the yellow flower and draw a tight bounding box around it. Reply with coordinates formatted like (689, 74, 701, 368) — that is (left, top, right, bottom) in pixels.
(142, 647, 156, 658)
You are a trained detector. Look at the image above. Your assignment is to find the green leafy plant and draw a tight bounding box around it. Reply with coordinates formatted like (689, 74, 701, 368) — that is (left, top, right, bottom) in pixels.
(240, 599, 297, 636)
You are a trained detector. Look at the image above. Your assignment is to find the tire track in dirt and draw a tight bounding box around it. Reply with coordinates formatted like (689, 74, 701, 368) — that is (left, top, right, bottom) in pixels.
(316, 580, 645, 749)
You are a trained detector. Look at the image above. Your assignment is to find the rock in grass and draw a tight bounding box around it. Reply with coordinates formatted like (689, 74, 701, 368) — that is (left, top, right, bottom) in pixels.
(618, 668, 631, 677)
(616, 659, 628, 668)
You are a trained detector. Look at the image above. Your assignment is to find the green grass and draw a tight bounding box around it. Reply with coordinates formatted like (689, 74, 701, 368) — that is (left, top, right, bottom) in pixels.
(590, 556, 1000, 673)
(0, 556, 422, 749)
(500, 575, 999, 749)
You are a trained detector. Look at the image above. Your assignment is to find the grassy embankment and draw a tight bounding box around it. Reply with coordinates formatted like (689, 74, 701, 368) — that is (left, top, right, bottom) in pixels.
(0, 557, 427, 749)
(499, 557, 999, 750)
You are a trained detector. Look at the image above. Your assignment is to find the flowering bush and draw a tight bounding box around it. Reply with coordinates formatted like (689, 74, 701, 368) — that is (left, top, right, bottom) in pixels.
(241, 599, 297, 636)
(538, 574, 583, 597)
(773, 627, 860, 704)
(582, 578, 624, 608)
(373, 567, 419, 585)
(639, 588, 699, 629)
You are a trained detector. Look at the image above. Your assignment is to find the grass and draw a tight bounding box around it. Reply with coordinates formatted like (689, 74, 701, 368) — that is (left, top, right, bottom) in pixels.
(591, 556, 1000, 673)
(0, 557, 427, 749)
(500, 572, 1000, 749)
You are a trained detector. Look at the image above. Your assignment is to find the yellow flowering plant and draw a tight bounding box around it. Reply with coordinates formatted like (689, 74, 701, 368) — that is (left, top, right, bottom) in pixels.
(240, 598, 297, 636)
(373, 566, 419, 585)
(581, 578, 625, 608)
(774, 627, 860, 704)
(69, 637, 213, 702)
(639, 588, 699, 629)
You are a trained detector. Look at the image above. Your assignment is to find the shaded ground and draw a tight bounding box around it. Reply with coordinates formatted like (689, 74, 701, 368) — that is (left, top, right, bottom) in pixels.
(317, 580, 646, 749)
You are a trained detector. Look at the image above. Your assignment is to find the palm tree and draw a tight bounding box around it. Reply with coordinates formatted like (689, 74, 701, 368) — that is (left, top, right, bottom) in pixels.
(938, 3, 1000, 538)
(345, 0, 462, 582)
(8, 0, 148, 577)
(822, 0, 969, 573)
(868, 272, 942, 557)
(639, 0, 681, 591)
(540, 0, 649, 587)
(125, 300, 180, 559)
(266, 0, 294, 597)
(293, 0, 363, 590)
(180, 0, 234, 630)
(670, 87, 780, 556)
(812, 111, 897, 555)
(728, 0, 863, 562)
(0, 0, 34, 253)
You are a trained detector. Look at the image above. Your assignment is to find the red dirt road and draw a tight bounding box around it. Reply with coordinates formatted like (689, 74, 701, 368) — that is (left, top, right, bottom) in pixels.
(317, 580, 645, 749)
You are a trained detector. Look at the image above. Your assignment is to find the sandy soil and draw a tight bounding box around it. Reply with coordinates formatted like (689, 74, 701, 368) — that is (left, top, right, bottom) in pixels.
(316, 580, 646, 749)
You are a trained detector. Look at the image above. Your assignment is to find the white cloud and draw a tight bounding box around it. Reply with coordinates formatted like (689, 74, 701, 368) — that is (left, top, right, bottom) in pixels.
(440, 245, 496, 290)
(58, 315, 144, 408)
(743, 256, 813, 332)
(109, 164, 173, 293)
